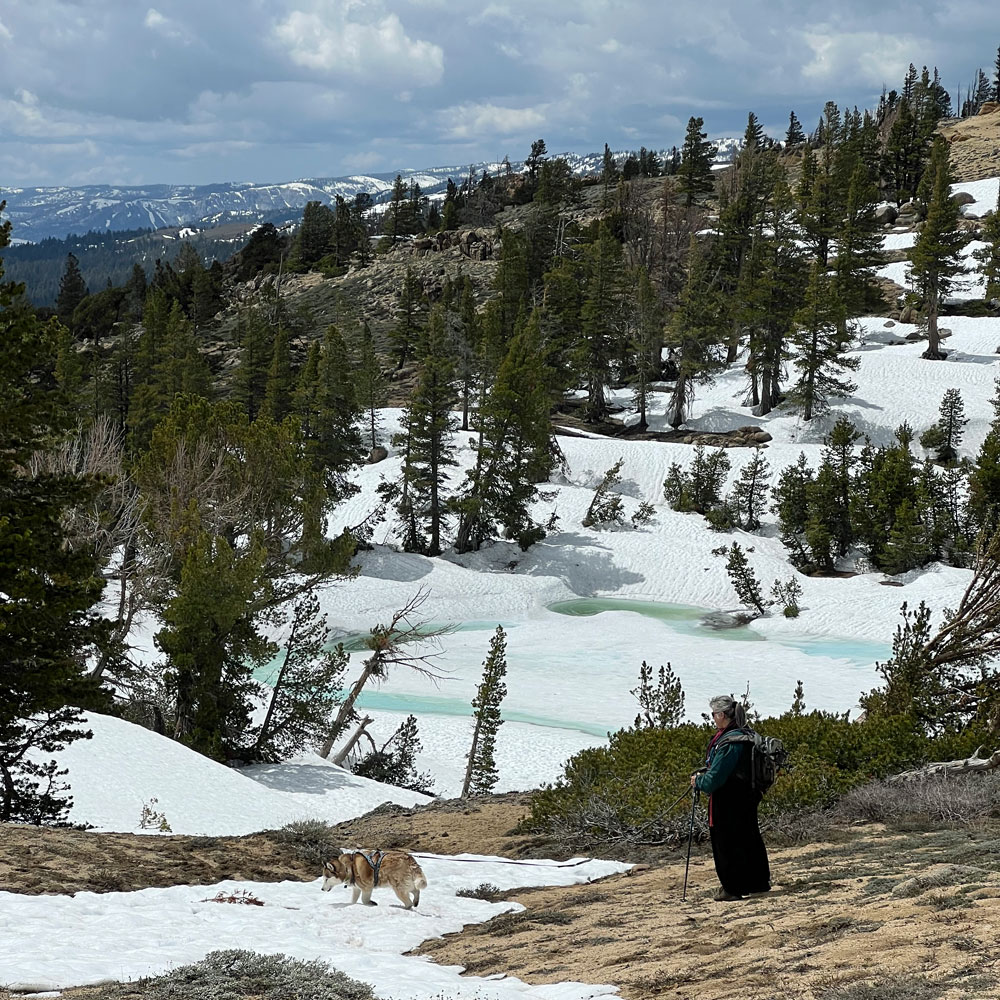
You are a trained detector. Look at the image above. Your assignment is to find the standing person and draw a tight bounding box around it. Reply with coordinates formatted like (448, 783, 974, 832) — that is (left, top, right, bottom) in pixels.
(689, 694, 770, 901)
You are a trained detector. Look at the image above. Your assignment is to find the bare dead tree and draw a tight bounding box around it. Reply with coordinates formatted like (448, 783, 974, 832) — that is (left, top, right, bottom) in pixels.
(318, 589, 455, 759)
(888, 745, 1000, 783)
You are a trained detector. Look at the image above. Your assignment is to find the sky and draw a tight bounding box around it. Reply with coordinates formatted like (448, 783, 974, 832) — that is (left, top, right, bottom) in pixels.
(1, 2, 998, 192)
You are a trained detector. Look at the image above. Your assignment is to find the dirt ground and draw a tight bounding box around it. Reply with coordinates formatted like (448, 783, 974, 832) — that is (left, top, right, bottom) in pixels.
(2, 797, 1000, 1000)
(940, 104, 1000, 183)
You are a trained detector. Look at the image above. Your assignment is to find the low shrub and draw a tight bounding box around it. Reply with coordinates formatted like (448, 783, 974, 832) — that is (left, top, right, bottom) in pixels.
(262, 818, 339, 866)
(94, 949, 375, 1000)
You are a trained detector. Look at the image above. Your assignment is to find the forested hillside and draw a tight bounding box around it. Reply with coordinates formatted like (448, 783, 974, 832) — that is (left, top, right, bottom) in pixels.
(3, 52, 1000, 827)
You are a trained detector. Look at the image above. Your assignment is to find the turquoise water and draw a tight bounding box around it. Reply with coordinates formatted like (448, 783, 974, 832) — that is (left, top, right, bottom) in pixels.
(547, 597, 764, 642)
(547, 597, 889, 663)
(255, 598, 889, 731)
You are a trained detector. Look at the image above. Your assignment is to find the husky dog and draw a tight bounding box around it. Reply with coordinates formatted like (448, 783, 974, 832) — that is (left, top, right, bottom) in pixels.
(321, 849, 427, 909)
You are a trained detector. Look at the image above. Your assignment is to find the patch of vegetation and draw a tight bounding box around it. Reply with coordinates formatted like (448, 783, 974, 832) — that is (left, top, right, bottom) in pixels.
(262, 818, 338, 866)
(455, 882, 502, 901)
(476, 908, 575, 935)
(816, 976, 943, 1000)
(93, 949, 375, 1000)
(90, 866, 128, 892)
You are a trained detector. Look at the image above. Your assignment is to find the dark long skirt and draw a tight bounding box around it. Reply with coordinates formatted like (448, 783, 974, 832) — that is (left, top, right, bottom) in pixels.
(709, 780, 770, 896)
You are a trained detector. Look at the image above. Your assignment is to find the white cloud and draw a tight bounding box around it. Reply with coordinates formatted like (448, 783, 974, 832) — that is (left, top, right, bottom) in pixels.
(341, 150, 382, 171)
(273, 6, 443, 85)
(143, 7, 191, 43)
(441, 101, 546, 140)
(600, 38, 621, 53)
(800, 28, 919, 88)
(0, 18, 13, 43)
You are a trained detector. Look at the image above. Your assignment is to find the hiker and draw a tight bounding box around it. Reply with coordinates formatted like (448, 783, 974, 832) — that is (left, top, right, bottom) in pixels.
(689, 694, 771, 901)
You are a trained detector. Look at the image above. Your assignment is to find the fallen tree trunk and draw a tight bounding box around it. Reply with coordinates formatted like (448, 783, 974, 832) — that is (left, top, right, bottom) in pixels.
(888, 746, 1000, 783)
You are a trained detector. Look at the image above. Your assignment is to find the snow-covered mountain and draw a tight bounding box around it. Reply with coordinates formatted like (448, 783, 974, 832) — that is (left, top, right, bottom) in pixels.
(2, 144, 742, 243)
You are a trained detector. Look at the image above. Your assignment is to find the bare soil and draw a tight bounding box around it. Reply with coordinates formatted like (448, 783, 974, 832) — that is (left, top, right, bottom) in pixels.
(939, 105, 1000, 183)
(2, 798, 1000, 1000)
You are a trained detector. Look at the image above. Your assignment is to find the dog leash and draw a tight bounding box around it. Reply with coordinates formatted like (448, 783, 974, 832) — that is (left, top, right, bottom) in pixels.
(409, 854, 599, 869)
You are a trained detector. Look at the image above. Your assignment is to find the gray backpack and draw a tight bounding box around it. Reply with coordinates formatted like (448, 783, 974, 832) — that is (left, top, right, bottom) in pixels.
(716, 728, 788, 794)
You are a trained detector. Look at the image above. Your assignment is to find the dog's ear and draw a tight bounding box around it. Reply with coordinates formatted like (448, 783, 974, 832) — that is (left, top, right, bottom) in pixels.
(324, 860, 336, 872)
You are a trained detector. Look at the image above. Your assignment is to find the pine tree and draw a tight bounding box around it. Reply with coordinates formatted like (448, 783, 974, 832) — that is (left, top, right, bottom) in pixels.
(356, 320, 386, 451)
(743, 112, 765, 150)
(785, 111, 806, 146)
(308, 325, 364, 504)
(261, 326, 294, 423)
(787, 262, 858, 420)
(251, 591, 348, 761)
(973, 184, 1000, 301)
(726, 542, 768, 616)
(232, 305, 274, 422)
(880, 499, 931, 575)
(462, 626, 508, 797)
(400, 307, 458, 555)
(56, 252, 89, 327)
(389, 267, 426, 369)
(790, 679, 806, 714)
(1, 209, 108, 822)
(677, 116, 715, 206)
(631, 660, 685, 729)
(630, 268, 662, 432)
(454, 309, 552, 553)
(834, 164, 885, 322)
(920, 388, 967, 465)
(384, 175, 409, 245)
(578, 224, 625, 422)
(731, 447, 770, 531)
(665, 237, 725, 427)
(909, 137, 968, 359)
(352, 714, 433, 793)
(994, 45, 1000, 102)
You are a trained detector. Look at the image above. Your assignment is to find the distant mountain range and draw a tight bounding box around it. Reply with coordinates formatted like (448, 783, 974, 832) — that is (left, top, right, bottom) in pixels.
(2, 143, 742, 244)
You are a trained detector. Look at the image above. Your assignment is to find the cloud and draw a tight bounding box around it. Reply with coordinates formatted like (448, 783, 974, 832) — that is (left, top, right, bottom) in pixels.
(273, 4, 443, 85)
(0, 18, 12, 43)
(800, 28, 919, 88)
(441, 102, 546, 141)
(341, 150, 383, 171)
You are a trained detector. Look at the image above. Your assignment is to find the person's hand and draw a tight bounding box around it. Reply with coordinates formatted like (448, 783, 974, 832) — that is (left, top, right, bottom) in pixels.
(690, 774, 697, 788)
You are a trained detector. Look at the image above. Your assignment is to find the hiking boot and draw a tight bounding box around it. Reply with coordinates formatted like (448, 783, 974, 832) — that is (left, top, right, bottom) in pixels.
(713, 888, 743, 901)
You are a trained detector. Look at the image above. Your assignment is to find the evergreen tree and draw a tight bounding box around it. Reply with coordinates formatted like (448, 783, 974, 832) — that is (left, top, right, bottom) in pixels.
(968, 377, 1000, 530)
(665, 238, 725, 427)
(384, 175, 409, 245)
(920, 388, 967, 464)
(994, 45, 1000, 102)
(352, 714, 433, 793)
(261, 326, 294, 423)
(630, 268, 662, 432)
(676, 116, 715, 206)
(157, 531, 276, 760)
(56, 252, 88, 327)
(389, 267, 426, 369)
(398, 307, 458, 555)
(0, 212, 108, 823)
(743, 112, 765, 150)
(461, 625, 508, 796)
(307, 325, 365, 504)
(578, 224, 626, 422)
(909, 137, 968, 359)
(731, 448, 771, 531)
(772, 452, 816, 568)
(785, 111, 806, 146)
(356, 320, 386, 451)
(251, 591, 348, 761)
(834, 164, 885, 322)
(454, 309, 552, 553)
(232, 305, 275, 422)
(726, 542, 768, 616)
(630, 660, 684, 729)
(787, 262, 858, 420)
(973, 184, 1000, 301)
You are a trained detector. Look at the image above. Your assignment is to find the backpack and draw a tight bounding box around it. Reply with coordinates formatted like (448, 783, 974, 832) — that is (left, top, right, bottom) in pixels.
(716, 728, 789, 795)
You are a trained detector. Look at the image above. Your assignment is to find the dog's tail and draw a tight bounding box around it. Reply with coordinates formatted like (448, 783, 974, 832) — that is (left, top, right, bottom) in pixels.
(414, 872, 428, 890)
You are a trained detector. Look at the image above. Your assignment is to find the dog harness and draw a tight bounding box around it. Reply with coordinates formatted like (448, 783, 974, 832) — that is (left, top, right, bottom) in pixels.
(352, 849, 384, 887)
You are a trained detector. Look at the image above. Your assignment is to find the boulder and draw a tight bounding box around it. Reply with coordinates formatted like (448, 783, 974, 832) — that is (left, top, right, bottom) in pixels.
(874, 203, 898, 225)
(366, 445, 389, 464)
(899, 304, 917, 323)
(951, 191, 976, 207)
(883, 320, 896, 328)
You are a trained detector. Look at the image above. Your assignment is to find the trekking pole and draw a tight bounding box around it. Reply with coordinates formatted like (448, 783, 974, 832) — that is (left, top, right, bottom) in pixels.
(682, 789, 699, 902)
(663, 786, 692, 815)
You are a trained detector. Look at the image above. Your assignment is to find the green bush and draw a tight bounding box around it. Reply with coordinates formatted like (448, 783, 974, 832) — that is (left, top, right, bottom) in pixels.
(523, 708, 988, 844)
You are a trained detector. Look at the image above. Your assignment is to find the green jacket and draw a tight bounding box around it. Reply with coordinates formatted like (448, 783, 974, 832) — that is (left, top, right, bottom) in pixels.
(694, 729, 746, 794)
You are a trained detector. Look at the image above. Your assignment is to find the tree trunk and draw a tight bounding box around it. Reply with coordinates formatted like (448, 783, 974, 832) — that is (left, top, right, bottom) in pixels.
(331, 716, 375, 767)
(318, 660, 377, 758)
(888, 746, 1000, 782)
(461, 713, 486, 797)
